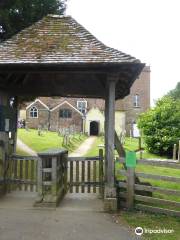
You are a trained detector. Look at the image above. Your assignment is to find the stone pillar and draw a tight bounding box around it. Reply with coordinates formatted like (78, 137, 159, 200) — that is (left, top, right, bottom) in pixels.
(104, 75, 118, 211)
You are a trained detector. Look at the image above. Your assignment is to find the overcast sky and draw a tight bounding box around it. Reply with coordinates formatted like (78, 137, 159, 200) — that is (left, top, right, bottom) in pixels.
(67, 0, 180, 105)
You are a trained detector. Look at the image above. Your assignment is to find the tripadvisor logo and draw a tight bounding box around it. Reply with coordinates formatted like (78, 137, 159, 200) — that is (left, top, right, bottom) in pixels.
(135, 227, 143, 236)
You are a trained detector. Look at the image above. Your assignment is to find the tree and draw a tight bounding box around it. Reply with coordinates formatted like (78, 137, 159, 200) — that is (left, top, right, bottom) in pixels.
(0, 0, 67, 40)
(138, 96, 180, 156)
(167, 82, 180, 100)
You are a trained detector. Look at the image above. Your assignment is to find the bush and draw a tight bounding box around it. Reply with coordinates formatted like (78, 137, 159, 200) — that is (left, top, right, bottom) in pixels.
(138, 96, 180, 156)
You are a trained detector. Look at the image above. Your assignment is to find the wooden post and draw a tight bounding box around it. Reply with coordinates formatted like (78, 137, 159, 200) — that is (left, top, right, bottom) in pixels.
(52, 156, 57, 197)
(178, 141, 180, 163)
(173, 144, 177, 160)
(139, 137, 143, 159)
(99, 148, 104, 198)
(126, 167, 135, 210)
(105, 77, 116, 187)
(104, 75, 118, 211)
(37, 156, 43, 201)
(35, 149, 68, 207)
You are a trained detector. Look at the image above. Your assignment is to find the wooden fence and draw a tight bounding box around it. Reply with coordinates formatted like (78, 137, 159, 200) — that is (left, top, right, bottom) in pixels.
(68, 149, 104, 194)
(117, 158, 180, 217)
(7, 155, 38, 192)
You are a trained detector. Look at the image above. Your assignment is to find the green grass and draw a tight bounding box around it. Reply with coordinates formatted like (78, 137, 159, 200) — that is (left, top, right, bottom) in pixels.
(17, 129, 87, 154)
(85, 135, 180, 235)
(84, 136, 104, 157)
(120, 211, 180, 240)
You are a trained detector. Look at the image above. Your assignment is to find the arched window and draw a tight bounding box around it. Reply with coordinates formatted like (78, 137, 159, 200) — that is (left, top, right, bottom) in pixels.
(30, 106, 38, 118)
(133, 94, 140, 107)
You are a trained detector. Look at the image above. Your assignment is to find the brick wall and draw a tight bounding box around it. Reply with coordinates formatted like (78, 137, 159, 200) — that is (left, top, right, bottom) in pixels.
(26, 102, 49, 129)
(122, 66, 150, 135)
(49, 102, 83, 132)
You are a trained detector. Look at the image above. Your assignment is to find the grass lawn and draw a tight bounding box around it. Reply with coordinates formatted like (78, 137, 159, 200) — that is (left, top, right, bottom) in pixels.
(17, 129, 87, 154)
(119, 211, 180, 240)
(84, 136, 180, 238)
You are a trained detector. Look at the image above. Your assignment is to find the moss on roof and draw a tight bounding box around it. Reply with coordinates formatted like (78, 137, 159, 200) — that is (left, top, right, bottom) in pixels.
(0, 14, 140, 64)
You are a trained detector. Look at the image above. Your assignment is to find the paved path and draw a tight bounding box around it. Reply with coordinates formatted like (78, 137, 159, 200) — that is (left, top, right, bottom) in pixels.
(69, 136, 97, 157)
(0, 192, 138, 240)
(17, 136, 96, 157)
(17, 138, 37, 156)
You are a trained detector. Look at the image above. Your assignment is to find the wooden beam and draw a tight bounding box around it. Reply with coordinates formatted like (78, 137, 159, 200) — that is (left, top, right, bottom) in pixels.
(105, 75, 117, 188)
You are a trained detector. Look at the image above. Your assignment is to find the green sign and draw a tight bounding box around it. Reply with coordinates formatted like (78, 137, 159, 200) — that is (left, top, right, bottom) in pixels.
(125, 151, 136, 168)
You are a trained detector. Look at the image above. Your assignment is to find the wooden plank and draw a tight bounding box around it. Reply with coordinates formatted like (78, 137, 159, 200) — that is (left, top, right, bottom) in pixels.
(43, 181, 52, 186)
(68, 156, 99, 161)
(134, 184, 180, 196)
(30, 160, 34, 192)
(87, 161, 91, 193)
(135, 194, 180, 208)
(135, 204, 180, 217)
(81, 161, 85, 193)
(114, 132, 126, 158)
(51, 156, 57, 196)
(126, 167, 135, 209)
(42, 168, 52, 173)
(118, 182, 180, 196)
(99, 149, 104, 196)
(24, 160, 29, 191)
(93, 161, 96, 193)
(19, 160, 23, 190)
(37, 157, 42, 196)
(76, 161, 79, 193)
(70, 161, 73, 193)
(14, 160, 17, 190)
(10, 155, 39, 161)
(71, 182, 100, 186)
(118, 158, 180, 169)
(136, 172, 180, 183)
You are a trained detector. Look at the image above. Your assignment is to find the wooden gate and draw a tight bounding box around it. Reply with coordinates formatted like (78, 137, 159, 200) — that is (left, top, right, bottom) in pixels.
(7, 155, 38, 192)
(68, 149, 104, 194)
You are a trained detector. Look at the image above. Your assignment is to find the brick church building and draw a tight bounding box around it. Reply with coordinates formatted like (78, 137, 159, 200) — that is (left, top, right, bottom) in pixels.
(23, 66, 150, 136)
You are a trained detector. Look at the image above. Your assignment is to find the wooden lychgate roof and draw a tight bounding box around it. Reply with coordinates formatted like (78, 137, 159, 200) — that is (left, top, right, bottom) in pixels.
(0, 15, 144, 99)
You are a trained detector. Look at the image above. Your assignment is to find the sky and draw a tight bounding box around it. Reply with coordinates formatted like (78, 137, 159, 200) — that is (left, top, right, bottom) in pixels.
(67, 0, 180, 105)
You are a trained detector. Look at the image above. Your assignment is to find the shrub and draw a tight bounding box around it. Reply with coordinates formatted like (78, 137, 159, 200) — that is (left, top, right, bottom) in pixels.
(138, 96, 180, 156)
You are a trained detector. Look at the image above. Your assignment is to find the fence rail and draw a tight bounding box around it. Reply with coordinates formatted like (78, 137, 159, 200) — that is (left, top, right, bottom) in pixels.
(117, 157, 180, 217)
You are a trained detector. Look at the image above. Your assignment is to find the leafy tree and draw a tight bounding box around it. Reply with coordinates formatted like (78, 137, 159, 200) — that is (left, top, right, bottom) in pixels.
(138, 96, 180, 156)
(0, 0, 66, 40)
(167, 82, 180, 100)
